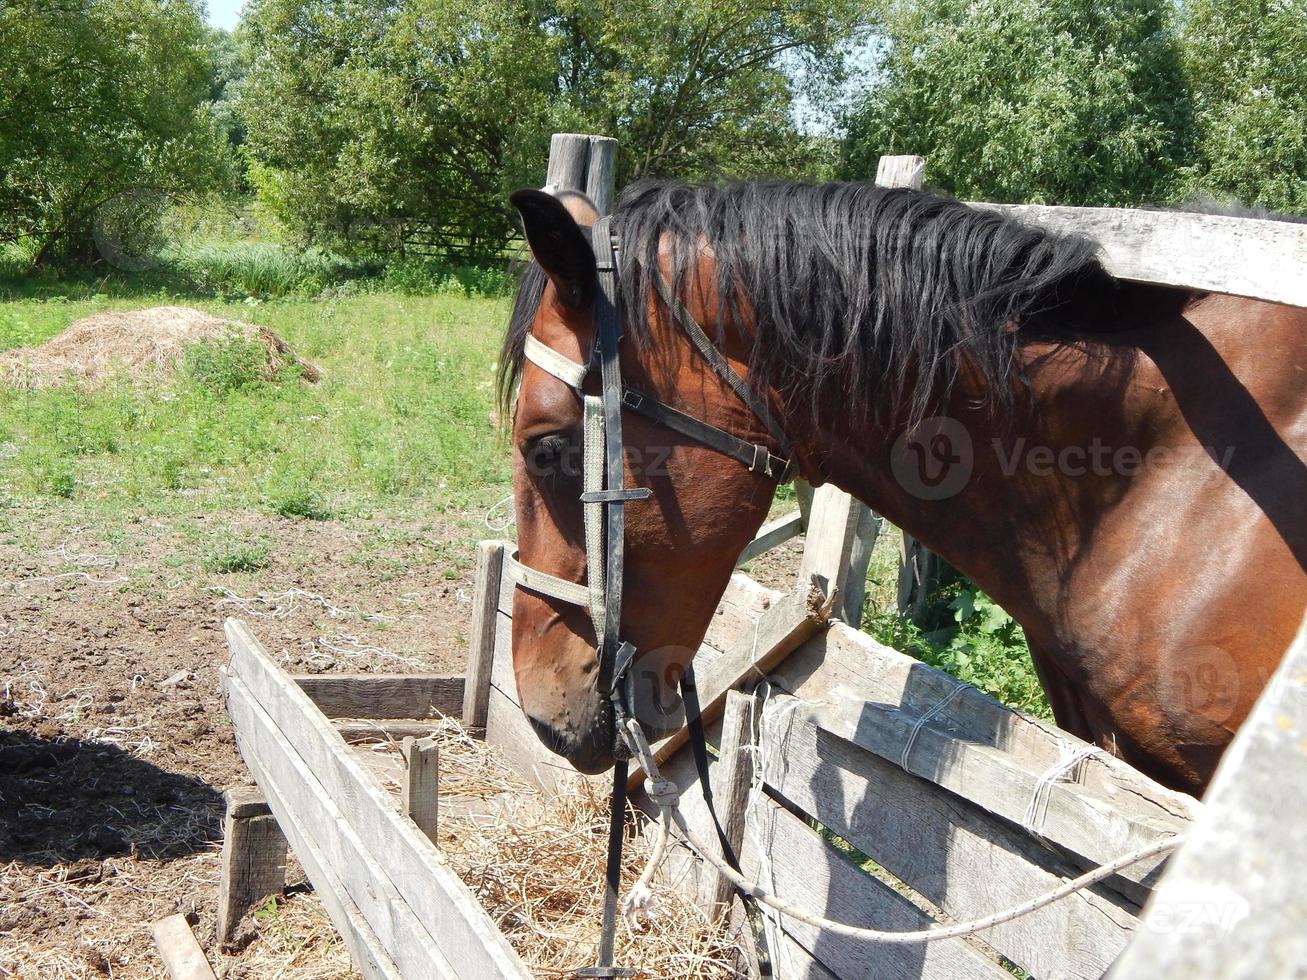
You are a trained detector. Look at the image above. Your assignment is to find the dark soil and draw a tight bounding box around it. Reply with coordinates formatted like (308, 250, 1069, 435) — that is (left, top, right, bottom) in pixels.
(0, 503, 485, 977)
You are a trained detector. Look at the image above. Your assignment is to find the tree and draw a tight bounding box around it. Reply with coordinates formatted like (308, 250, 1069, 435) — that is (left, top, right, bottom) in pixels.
(1180, 0, 1307, 213)
(237, 0, 871, 258)
(543, 0, 869, 182)
(840, 0, 1194, 206)
(238, 0, 560, 258)
(0, 0, 231, 266)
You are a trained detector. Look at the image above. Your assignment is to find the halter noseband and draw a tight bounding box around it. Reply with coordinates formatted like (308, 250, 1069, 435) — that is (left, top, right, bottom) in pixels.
(505, 214, 794, 711)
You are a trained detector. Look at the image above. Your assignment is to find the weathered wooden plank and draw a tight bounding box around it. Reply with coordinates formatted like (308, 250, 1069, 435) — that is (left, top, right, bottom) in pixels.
(334, 719, 441, 743)
(769, 621, 1198, 891)
(796, 483, 878, 624)
(696, 691, 756, 921)
(761, 695, 1140, 979)
(151, 914, 216, 980)
(465, 540, 506, 732)
(585, 136, 618, 215)
(227, 675, 458, 980)
(736, 510, 803, 566)
(544, 133, 591, 195)
(629, 582, 834, 791)
(876, 154, 926, 188)
(217, 787, 288, 949)
(1109, 612, 1307, 979)
(225, 619, 531, 980)
(743, 796, 1010, 979)
(402, 736, 439, 843)
(972, 203, 1307, 308)
(290, 674, 464, 720)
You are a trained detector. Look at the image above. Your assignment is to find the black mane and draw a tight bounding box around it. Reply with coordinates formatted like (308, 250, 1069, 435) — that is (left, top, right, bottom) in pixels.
(501, 179, 1113, 426)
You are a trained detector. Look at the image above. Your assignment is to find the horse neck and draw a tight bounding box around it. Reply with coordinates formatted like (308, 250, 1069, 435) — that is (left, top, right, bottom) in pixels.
(796, 319, 1167, 635)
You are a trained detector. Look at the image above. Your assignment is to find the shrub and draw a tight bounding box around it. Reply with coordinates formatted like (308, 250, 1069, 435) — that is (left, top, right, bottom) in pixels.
(183, 330, 270, 393)
(202, 539, 271, 573)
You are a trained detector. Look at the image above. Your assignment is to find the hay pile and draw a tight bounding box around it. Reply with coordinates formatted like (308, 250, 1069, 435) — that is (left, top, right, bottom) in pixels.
(0, 306, 320, 388)
(381, 720, 748, 978)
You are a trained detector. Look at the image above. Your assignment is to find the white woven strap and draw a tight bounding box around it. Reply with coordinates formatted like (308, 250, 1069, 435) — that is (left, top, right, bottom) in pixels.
(524, 335, 587, 390)
(582, 395, 607, 637)
(504, 551, 591, 608)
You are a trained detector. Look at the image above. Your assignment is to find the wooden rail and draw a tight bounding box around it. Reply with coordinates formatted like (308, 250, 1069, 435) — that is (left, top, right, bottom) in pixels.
(973, 202, 1307, 308)
(222, 620, 531, 980)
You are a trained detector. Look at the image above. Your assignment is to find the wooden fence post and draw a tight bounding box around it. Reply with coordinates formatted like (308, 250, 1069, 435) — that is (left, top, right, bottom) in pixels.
(463, 540, 505, 734)
(402, 736, 439, 843)
(544, 133, 618, 215)
(696, 690, 756, 922)
(216, 786, 288, 949)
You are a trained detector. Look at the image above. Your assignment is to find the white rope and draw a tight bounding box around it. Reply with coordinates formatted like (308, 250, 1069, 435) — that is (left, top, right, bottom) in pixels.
(1022, 742, 1103, 838)
(483, 493, 515, 531)
(900, 683, 966, 771)
(621, 716, 1184, 945)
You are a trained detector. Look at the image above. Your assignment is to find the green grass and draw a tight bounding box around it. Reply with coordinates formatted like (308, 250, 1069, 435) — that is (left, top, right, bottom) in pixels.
(0, 289, 514, 518)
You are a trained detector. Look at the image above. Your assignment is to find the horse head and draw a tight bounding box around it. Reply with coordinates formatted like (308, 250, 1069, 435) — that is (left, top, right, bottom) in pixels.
(500, 188, 788, 773)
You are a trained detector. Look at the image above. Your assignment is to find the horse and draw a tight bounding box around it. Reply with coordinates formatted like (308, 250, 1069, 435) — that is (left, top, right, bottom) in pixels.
(499, 179, 1307, 796)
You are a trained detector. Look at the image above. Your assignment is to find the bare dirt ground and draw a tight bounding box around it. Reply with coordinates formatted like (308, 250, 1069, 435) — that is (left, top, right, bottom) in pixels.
(0, 501, 487, 978)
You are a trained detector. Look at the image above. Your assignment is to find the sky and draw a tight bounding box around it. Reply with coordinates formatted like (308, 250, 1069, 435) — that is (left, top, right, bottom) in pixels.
(205, 0, 243, 32)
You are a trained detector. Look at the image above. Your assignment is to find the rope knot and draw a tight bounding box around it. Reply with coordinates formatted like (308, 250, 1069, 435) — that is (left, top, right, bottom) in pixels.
(643, 777, 680, 808)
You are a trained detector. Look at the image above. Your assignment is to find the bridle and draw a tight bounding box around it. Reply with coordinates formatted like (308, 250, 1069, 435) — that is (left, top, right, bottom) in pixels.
(504, 214, 791, 975)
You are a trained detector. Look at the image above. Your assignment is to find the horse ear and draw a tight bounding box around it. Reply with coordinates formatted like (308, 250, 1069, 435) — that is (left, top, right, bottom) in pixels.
(510, 189, 596, 308)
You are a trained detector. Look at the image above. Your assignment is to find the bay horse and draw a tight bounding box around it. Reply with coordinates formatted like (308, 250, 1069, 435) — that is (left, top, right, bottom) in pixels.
(500, 180, 1307, 796)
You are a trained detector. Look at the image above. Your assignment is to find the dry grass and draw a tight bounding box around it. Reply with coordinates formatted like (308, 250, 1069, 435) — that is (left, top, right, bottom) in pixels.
(367, 719, 750, 979)
(0, 306, 319, 388)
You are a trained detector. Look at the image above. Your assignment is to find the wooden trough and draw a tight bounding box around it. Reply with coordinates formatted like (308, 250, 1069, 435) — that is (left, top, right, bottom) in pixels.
(218, 516, 1307, 978)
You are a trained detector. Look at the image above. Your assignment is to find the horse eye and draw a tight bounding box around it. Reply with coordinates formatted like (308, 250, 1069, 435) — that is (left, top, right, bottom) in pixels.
(526, 434, 572, 477)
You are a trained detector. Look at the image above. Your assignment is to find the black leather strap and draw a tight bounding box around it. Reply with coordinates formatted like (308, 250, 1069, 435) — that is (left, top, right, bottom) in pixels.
(593, 215, 628, 696)
(650, 275, 795, 468)
(622, 388, 792, 482)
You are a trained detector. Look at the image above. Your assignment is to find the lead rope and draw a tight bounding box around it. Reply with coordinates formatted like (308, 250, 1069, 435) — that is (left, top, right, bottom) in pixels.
(618, 715, 1186, 946)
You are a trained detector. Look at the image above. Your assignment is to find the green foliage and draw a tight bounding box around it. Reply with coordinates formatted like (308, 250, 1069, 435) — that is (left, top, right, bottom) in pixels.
(202, 538, 271, 573)
(1180, 0, 1307, 213)
(266, 473, 334, 520)
(866, 584, 1051, 719)
(174, 242, 361, 297)
(183, 330, 272, 393)
(547, 0, 868, 181)
(236, 0, 867, 257)
(842, 0, 1194, 206)
(0, 0, 233, 266)
(238, 0, 557, 259)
